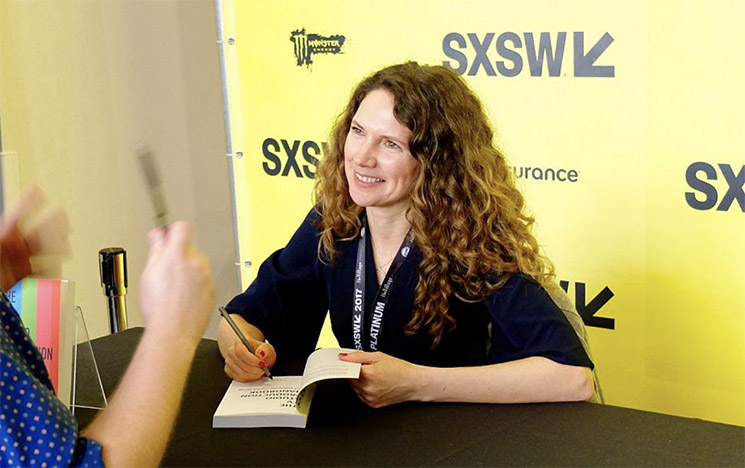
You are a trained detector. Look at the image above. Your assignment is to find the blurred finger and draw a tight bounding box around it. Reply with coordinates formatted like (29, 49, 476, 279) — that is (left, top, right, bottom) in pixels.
(25, 209, 71, 256)
(29, 257, 63, 280)
(3, 187, 46, 231)
(147, 226, 167, 248)
(162, 221, 192, 252)
(190, 249, 211, 276)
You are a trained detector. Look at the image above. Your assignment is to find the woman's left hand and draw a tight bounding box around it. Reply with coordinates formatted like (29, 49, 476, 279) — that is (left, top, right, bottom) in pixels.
(338, 351, 421, 408)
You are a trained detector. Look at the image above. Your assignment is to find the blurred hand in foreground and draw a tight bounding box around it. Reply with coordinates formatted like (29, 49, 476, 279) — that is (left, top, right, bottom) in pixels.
(0, 187, 70, 291)
(139, 221, 215, 344)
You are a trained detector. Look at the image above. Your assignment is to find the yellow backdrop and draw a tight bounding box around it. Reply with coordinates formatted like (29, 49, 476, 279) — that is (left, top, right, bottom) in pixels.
(219, 0, 744, 426)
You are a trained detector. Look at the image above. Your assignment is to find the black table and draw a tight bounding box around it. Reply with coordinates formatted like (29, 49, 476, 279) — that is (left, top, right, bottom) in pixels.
(74, 328, 744, 467)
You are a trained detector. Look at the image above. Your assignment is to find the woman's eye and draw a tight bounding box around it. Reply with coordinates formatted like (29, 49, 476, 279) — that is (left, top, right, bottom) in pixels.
(384, 140, 401, 150)
(351, 126, 363, 135)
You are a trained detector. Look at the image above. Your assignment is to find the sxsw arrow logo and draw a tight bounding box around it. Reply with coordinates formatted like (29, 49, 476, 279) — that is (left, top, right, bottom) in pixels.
(442, 31, 615, 78)
(560, 281, 615, 329)
(574, 32, 614, 77)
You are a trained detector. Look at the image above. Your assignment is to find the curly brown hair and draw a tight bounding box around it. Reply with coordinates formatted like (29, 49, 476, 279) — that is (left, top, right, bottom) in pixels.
(313, 62, 554, 346)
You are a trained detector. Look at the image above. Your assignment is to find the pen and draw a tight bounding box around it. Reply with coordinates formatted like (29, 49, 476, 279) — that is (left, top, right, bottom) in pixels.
(136, 145, 169, 229)
(218, 306, 273, 379)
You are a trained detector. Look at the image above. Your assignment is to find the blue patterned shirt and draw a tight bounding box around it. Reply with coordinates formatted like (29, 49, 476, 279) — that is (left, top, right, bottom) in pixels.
(0, 293, 103, 467)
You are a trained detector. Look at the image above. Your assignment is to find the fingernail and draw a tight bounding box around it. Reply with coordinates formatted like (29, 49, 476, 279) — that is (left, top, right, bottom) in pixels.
(258, 350, 265, 358)
(258, 361, 266, 368)
(338, 353, 348, 357)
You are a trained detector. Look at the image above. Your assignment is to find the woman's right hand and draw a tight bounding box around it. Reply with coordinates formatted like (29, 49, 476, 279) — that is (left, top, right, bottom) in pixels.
(222, 329, 277, 382)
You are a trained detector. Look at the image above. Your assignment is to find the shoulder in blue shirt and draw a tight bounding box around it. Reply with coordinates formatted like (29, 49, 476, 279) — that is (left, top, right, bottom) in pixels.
(0, 294, 103, 467)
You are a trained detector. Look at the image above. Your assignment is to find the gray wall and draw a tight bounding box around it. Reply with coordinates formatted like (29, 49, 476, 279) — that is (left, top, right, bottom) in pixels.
(0, 0, 238, 339)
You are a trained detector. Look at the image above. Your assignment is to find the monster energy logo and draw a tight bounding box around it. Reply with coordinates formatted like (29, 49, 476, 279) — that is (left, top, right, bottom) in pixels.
(290, 28, 346, 67)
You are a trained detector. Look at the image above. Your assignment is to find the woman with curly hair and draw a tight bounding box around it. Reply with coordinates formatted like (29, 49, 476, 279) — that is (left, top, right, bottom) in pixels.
(218, 62, 600, 406)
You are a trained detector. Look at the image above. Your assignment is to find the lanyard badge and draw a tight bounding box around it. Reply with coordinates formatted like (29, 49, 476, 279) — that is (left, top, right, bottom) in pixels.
(352, 216, 414, 351)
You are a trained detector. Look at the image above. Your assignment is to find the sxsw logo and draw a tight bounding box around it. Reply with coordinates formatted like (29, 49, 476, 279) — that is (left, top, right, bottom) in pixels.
(685, 162, 745, 212)
(290, 28, 345, 67)
(442, 31, 614, 77)
(560, 281, 615, 330)
(262, 138, 325, 178)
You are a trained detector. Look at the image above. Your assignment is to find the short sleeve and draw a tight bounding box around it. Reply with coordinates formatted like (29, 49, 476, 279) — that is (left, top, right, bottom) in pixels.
(69, 437, 104, 467)
(0, 295, 105, 467)
(486, 275, 594, 369)
(225, 208, 329, 361)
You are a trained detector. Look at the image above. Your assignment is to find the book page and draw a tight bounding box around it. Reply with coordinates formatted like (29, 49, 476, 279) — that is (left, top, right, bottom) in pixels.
(214, 376, 303, 417)
(300, 347, 361, 390)
(295, 382, 316, 416)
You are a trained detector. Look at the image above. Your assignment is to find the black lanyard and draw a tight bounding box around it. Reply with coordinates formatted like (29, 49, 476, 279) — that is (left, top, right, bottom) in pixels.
(352, 216, 414, 351)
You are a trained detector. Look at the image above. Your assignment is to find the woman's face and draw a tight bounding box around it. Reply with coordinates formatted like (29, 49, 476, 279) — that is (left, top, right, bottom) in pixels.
(344, 89, 420, 213)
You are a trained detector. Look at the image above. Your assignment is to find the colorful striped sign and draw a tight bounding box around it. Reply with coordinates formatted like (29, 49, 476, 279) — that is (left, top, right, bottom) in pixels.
(8, 279, 67, 394)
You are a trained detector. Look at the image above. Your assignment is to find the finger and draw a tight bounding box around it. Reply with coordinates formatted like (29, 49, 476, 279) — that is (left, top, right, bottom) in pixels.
(352, 389, 366, 404)
(245, 333, 264, 350)
(3, 187, 46, 231)
(6, 258, 32, 289)
(225, 351, 260, 377)
(147, 227, 167, 248)
(246, 334, 272, 359)
(348, 380, 364, 397)
(253, 342, 276, 367)
(230, 359, 268, 381)
(347, 378, 363, 392)
(186, 250, 213, 287)
(348, 378, 377, 401)
(162, 221, 193, 253)
(224, 362, 244, 381)
(231, 341, 262, 367)
(224, 362, 265, 383)
(350, 386, 374, 407)
(24, 209, 71, 256)
(338, 351, 380, 364)
(29, 257, 62, 280)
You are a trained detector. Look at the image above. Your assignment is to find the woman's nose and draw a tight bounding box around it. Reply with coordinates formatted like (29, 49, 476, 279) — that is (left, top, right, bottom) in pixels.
(352, 139, 377, 167)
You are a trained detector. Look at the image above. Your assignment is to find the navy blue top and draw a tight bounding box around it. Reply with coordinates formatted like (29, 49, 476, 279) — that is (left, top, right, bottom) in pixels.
(227, 209, 593, 370)
(0, 292, 103, 467)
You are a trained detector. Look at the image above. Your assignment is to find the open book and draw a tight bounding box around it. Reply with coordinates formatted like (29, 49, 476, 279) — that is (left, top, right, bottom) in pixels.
(213, 347, 361, 428)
